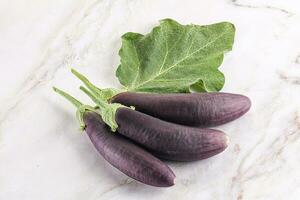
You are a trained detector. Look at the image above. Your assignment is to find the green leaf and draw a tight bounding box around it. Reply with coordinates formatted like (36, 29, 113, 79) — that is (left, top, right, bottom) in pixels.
(116, 18, 235, 93)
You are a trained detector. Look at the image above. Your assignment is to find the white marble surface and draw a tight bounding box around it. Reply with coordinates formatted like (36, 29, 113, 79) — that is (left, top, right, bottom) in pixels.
(1, 0, 300, 199)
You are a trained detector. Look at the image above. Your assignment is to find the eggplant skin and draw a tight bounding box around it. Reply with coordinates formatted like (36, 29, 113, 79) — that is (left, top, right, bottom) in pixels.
(115, 108, 229, 162)
(111, 92, 251, 127)
(83, 112, 175, 187)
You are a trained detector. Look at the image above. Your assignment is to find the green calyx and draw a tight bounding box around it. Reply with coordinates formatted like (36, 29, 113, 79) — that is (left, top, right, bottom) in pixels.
(79, 86, 127, 132)
(70, 68, 134, 131)
(53, 69, 132, 132)
(53, 87, 99, 130)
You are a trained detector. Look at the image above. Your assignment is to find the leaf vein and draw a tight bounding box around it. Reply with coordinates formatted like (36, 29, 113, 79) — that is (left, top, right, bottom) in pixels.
(133, 31, 228, 89)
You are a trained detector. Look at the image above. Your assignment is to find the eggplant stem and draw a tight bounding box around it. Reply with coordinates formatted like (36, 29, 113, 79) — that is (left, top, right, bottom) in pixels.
(53, 87, 82, 108)
(71, 68, 102, 97)
(53, 86, 98, 130)
(80, 86, 107, 108)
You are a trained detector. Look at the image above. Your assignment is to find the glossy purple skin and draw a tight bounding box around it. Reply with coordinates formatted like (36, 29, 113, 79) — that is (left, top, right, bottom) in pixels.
(115, 108, 228, 162)
(111, 92, 251, 127)
(83, 112, 175, 187)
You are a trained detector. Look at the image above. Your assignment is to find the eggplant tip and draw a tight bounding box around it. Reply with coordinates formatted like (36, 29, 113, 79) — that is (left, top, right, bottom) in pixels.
(172, 178, 176, 186)
(225, 135, 230, 146)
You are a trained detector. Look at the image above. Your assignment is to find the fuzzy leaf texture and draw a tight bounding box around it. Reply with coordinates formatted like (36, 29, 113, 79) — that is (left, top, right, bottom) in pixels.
(116, 19, 235, 93)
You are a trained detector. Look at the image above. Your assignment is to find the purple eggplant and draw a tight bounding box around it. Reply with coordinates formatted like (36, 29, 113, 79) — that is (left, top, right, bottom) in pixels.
(111, 92, 251, 127)
(115, 107, 229, 161)
(53, 87, 175, 187)
(84, 111, 175, 186)
(70, 68, 250, 127)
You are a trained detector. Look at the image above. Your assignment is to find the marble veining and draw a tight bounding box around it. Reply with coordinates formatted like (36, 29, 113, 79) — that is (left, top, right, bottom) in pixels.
(279, 73, 300, 85)
(1, 0, 300, 199)
(295, 55, 300, 64)
(230, 0, 294, 16)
